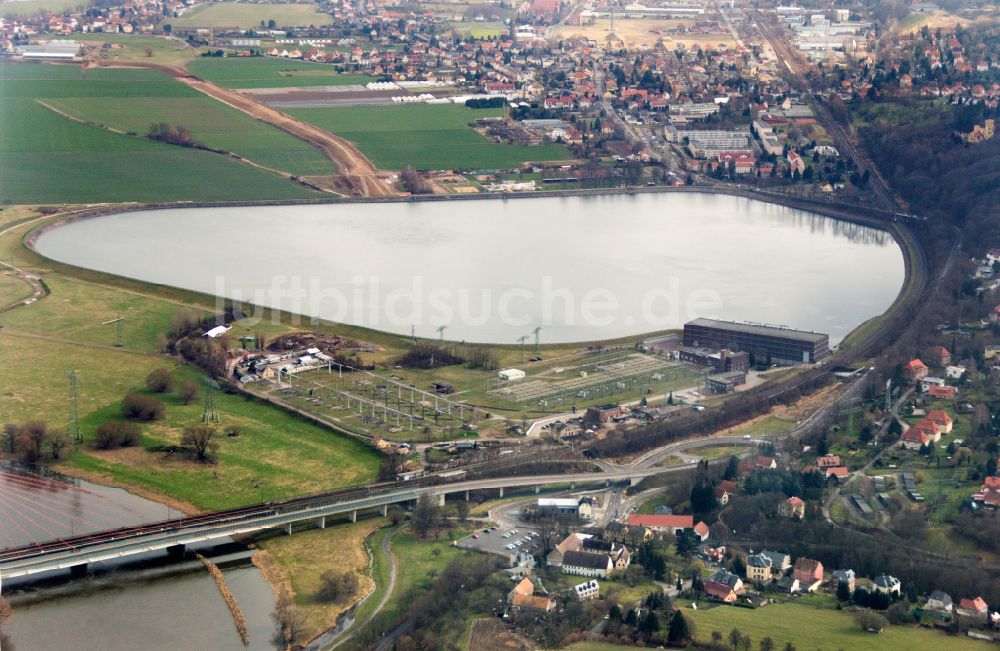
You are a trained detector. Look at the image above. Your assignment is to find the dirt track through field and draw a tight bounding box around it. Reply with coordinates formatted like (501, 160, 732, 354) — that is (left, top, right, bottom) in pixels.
(92, 61, 397, 197)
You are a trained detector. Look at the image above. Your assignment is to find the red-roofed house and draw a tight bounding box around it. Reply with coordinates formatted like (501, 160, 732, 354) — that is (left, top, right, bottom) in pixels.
(930, 346, 951, 366)
(973, 476, 1000, 509)
(957, 597, 989, 621)
(911, 418, 942, 443)
(627, 513, 693, 534)
(756, 456, 777, 470)
(926, 410, 953, 434)
(705, 580, 738, 602)
(714, 485, 733, 505)
(779, 496, 806, 519)
(718, 480, 739, 495)
(903, 359, 929, 384)
(928, 385, 957, 400)
(817, 455, 841, 469)
(627, 514, 709, 541)
(512, 592, 556, 612)
(793, 558, 824, 592)
(825, 466, 849, 481)
(901, 428, 930, 450)
(787, 150, 805, 175)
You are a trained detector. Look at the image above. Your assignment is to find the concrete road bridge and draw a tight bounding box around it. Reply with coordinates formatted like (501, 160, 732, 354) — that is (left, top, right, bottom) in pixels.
(0, 464, 692, 586)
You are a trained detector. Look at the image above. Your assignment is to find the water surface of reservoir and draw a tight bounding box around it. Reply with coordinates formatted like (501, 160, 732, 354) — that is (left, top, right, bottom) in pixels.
(35, 193, 905, 344)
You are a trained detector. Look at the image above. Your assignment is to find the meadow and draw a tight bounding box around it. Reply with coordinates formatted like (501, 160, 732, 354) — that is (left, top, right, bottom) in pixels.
(446, 21, 508, 39)
(288, 104, 571, 170)
(0, 211, 380, 513)
(0, 63, 323, 203)
(187, 58, 370, 89)
(0, 0, 83, 17)
(260, 517, 386, 642)
(0, 332, 379, 510)
(678, 601, 992, 651)
(171, 2, 333, 29)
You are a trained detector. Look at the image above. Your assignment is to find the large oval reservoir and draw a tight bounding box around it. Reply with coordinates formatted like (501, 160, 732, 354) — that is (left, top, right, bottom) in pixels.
(35, 193, 905, 344)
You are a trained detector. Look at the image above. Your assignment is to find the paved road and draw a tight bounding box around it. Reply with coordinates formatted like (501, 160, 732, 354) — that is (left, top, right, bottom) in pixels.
(327, 524, 402, 650)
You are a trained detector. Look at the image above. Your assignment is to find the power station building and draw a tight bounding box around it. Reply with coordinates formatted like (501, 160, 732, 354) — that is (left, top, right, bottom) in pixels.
(683, 318, 830, 365)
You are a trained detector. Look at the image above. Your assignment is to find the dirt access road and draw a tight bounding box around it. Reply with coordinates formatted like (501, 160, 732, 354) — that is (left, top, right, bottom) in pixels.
(93, 61, 397, 198)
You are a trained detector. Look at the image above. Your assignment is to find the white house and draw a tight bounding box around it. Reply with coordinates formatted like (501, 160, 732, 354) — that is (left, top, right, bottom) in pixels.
(920, 376, 946, 393)
(872, 574, 901, 595)
(561, 550, 613, 578)
(574, 579, 600, 601)
(927, 590, 953, 613)
(945, 365, 966, 380)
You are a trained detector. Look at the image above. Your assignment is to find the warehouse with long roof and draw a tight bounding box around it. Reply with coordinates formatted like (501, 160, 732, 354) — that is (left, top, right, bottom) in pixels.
(683, 318, 830, 365)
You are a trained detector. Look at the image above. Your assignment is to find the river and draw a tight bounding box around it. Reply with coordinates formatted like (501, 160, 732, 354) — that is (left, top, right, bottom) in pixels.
(0, 463, 280, 651)
(34, 193, 905, 344)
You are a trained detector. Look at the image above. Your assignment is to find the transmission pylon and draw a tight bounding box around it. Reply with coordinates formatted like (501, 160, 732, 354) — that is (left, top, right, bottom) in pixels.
(517, 335, 528, 362)
(437, 325, 446, 342)
(202, 378, 221, 424)
(67, 370, 82, 443)
(533, 326, 541, 353)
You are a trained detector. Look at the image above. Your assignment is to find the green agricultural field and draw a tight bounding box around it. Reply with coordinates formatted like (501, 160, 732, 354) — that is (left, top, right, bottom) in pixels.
(171, 2, 333, 29)
(48, 92, 335, 176)
(187, 58, 369, 89)
(0, 0, 84, 17)
(680, 601, 992, 651)
(0, 64, 322, 203)
(446, 21, 508, 39)
(288, 104, 572, 170)
(74, 33, 198, 66)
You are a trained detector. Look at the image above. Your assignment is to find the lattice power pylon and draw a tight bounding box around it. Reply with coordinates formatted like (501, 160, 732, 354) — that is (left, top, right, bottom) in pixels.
(67, 370, 82, 443)
(202, 378, 221, 424)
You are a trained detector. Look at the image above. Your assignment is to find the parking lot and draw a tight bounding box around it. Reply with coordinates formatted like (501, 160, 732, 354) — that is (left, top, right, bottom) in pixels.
(456, 525, 540, 557)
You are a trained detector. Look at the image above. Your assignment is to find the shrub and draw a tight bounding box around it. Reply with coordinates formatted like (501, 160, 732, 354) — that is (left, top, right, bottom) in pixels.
(396, 344, 463, 369)
(95, 421, 141, 449)
(177, 379, 199, 405)
(122, 393, 166, 421)
(316, 570, 359, 603)
(146, 368, 174, 393)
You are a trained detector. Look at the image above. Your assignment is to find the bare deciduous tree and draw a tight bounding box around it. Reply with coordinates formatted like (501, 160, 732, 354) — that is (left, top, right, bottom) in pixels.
(49, 431, 70, 460)
(182, 425, 217, 462)
(17, 421, 47, 463)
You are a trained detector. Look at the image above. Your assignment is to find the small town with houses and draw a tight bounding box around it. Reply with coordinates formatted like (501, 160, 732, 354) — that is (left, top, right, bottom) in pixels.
(5, 0, 997, 199)
(3, 0, 1000, 646)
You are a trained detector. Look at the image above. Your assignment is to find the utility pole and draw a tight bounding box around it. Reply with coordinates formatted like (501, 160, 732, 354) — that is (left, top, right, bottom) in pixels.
(202, 378, 220, 424)
(517, 335, 528, 363)
(533, 326, 541, 354)
(115, 313, 124, 348)
(437, 325, 446, 343)
(67, 370, 82, 443)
